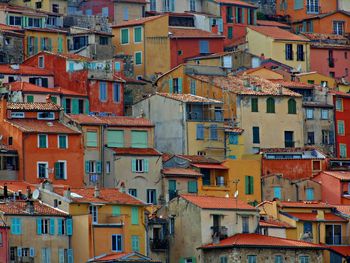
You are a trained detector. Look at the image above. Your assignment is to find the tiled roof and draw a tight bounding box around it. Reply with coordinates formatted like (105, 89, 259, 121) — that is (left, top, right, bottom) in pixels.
(279, 201, 333, 209)
(200, 233, 326, 250)
(68, 114, 154, 127)
(321, 171, 350, 181)
(257, 20, 291, 28)
(260, 146, 320, 154)
(177, 154, 221, 164)
(193, 75, 301, 97)
(248, 26, 309, 41)
(110, 148, 161, 156)
(6, 120, 80, 134)
(25, 27, 68, 34)
(238, 66, 282, 77)
(0, 65, 53, 76)
(157, 93, 223, 103)
(57, 87, 88, 97)
(259, 218, 294, 228)
(225, 126, 244, 134)
(330, 91, 350, 98)
(284, 212, 347, 222)
(54, 188, 145, 205)
(0, 201, 67, 216)
(270, 80, 314, 90)
(0, 144, 17, 153)
(191, 163, 228, 170)
(111, 15, 164, 28)
(214, 0, 257, 8)
(90, 252, 159, 262)
(162, 168, 203, 177)
(0, 181, 36, 193)
(0, 24, 23, 32)
(0, 3, 63, 16)
(335, 205, 350, 216)
(169, 27, 225, 39)
(41, 51, 92, 62)
(9, 82, 59, 94)
(180, 194, 257, 210)
(116, 0, 147, 4)
(302, 32, 348, 41)
(328, 246, 350, 257)
(7, 102, 61, 111)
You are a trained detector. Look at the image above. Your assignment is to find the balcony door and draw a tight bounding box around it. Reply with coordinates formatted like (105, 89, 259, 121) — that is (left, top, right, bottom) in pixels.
(326, 224, 342, 245)
(284, 131, 294, 148)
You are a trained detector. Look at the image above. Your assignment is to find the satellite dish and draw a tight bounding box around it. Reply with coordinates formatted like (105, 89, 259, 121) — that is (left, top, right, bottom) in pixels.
(32, 189, 40, 200)
(0, 135, 3, 141)
(234, 190, 239, 198)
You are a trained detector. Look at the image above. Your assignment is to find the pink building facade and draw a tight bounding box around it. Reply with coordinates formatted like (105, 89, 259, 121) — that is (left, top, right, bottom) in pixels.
(0, 226, 9, 262)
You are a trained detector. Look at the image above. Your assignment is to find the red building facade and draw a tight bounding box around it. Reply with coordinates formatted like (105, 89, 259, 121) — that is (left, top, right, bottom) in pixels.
(333, 92, 350, 158)
(0, 225, 9, 263)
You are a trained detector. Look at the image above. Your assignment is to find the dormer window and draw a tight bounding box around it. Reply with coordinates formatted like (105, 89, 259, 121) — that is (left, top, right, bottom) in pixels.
(37, 112, 54, 120)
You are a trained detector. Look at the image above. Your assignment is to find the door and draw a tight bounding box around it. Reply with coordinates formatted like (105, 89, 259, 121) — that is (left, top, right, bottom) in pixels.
(168, 180, 176, 201)
(284, 131, 294, 147)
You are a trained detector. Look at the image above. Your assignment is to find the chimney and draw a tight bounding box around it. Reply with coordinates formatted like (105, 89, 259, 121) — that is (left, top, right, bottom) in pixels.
(64, 187, 71, 199)
(25, 200, 35, 214)
(316, 210, 325, 220)
(3, 184, 8, 200)
(94, 185, 100, 198)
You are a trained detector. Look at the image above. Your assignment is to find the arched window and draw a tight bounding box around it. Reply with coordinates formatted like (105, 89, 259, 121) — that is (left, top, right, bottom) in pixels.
(288, 98, 296, 114)
(266, 97, 275, 113)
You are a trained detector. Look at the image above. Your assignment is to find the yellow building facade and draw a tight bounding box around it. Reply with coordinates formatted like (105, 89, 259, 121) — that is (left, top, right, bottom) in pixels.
(295, 72, 337, 89)
(11, 0, 68, 15)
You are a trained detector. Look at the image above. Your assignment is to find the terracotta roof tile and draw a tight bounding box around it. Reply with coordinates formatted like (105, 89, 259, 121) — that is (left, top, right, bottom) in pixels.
(257, 20, 291, 28)
(321, 171, 350, 181)
(260, 146, 321, 154)
(169, 27, 224, 39)
(328, 246, 350, 257)
(111, 15, 164, 28)
(191, 163, 228, 169)
(248, 26, 309, 41)
(162, 168, 203, 177)
(180, 194, 257, 210)
(335, 205, 350, 216)
(330, 91, 350, 98)
(7, 102, 61, 111)
(214, 0, 257, 8)
(284, 212, 347, 222)
(279, 201, 333, 209)
(0, 201, 67, 216)
(0, 64, 53, 76)
(9, 82, 59, 94)
(271, 80, 315, 89)
(200, 233, 326, 249)
(157, 93, 223, 103)
(41, 51, 92, 62)
(259, 218, 294, 228)
(224, 126, 244, 134)
(176, 154, 221, 164)
(54, 188, 145, 205)
(0, 181, 35, 194)
(110, 148, 161, 156)
(68, 114, 154, 127)
(0, 24, 23, 32)
(6, 119, 80, 134)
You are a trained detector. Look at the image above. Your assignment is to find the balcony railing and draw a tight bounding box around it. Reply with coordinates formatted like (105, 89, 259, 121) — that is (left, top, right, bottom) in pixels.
(285, 141, 295, 148)
(150, 238, 169, 250)
(211, 226, 228, 240)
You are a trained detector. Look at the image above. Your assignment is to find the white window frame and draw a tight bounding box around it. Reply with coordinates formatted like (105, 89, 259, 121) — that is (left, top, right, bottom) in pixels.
(89, 205, 98, 224)
(56, 160, 67, 180)
(88, 160, 96, 173)
(120, 28, 129, 45)
(133, 26, 143, 43)
(106, 161, 111, 174)
(134, 51, 142, 66)
(321, 109, 329, 120)
(38, 56, 45, 68)
(37, 112, 55, 120)
(10, 112, 25, 118)
(37, 162, 49, 179)
(41, 218, 50, 234)
(135, 159, 144, 173)
(38, 134, 48, 148)
(57, 135, 68, 149)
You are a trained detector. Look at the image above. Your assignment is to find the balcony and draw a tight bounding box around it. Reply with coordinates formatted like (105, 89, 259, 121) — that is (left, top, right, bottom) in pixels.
(90, 214, 126, 226)
(285, 141, 295, 148)
(150, 238, 169, 251)
(211, 226, 228, 240)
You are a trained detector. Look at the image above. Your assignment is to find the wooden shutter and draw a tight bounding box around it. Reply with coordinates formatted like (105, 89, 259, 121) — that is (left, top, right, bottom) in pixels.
(131, 207, 139, 224)
(178, 78, 183, 93)
(169, 78, 173, 93)
(144, 159, 149, 172)
(36, 218, 42, 235)
(66, 218, 73, 235)
(131, 159, 136, 172)
(49, 218, 55, 235)
(57, 219, 63, 235)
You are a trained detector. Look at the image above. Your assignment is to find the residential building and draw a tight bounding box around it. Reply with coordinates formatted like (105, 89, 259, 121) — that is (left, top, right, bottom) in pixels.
(0, 222, 9, 263)
(22, 51, 125, 115)
(162, 154, 229, 199)
(0, 99, 84, 187)
(88, 252, 162, 263)
(238, 66, 285, 80)
(0, 199, 72, 263)
(258, 217, 295, 238)
(163, 194, 259, 263)
(246, 26, 310, 71)
(133, 93, 226, 160)
(225, 126, 245, 159)
(10, 0, 68, 15)
(0, 144, 18, 180)
(256, 19, 291, 30)
(258, 200, 350, 262)
(0, 24, 24, 64)
(294, 71, 337, 89)
(302, 33, 350, 82)
(200, 233, 325, 263)
(260, 147, 326, 201)
(79, 0, 147, 24)
(38, 184, 147, 263)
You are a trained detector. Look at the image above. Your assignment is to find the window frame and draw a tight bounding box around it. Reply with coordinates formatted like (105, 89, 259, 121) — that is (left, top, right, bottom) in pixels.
(37, 112, 55, 120)
(120, 28, 129, 45)
(111, 234, 123, 252)
(57, 134, 68, 149)
(55, 160, 67, 180)
(37, 162, 49, 179)
(321, 109, 328, 120)
(134, 51, 142, 66)
(38, 134, 48, 148)
(133, 26, 143, 43)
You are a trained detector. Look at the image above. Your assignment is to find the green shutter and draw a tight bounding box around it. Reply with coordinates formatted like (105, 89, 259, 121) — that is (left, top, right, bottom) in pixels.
(178, 78, 183, 93)
(27, 95, 34, 103)
(169, 78, 173, 93)
(131, 159, 136, 172)
(62, 98, 67, 112)
(131, 131, 148, 148)
(249, 176, 254, 194)
(58, 36, 63, 53)
(51, 96, 57, 104)
(71, 99, 79, 114)
(247, 9, 251, 24)
(34, 37, 38, 54)
(86, 132, 97, 147)
(48, 38, 52, 51)
(107, 130, 124, 147)
(251, 98, 258, 112)
(235, 7, 239, 23)
(26, 36, 31, 56)
(49, 218, 55, 235)
(134, 27, 142, 42)
(228, 27, 233, 39)
(85, 161, 90, 173)
(84, 99, 90, 114)
(131, 207, 139, 225)
(241, 8, 245, 23)
(188, 181, 198, 193)
(144, 159, 149, 172)
(132, 235, 140, 252)
(245, 176, 249, 194)
(112, 206, 121, 216)
(121, 29, 129, 44)
(135, 52, 142, 65)
(40, 37, 45, 51)
(54, 162, 60, 179)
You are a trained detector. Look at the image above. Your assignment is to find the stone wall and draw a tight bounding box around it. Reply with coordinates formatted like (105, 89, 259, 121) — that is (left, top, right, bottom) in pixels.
(0, 33, 24, 64)
(64, 15, 111, 32)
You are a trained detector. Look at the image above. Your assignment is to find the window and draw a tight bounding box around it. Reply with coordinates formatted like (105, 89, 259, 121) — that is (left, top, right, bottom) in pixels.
(86, 131, 97, 147)
(188, 181, 198, 193)
(107, 130, 124, 147)
(38, 134, 48, 148)
(333, 21, 344, 35)
(273, 186, 282, 199)
(150, 0, 156, 11)
(99, 82, 107, 101)
(123, 7, 129, 20)
(321, 109, 328, 120)
(248, 255, 257, 263)
(336, 98, 343, 111)
(226, 6, 233, 23)
(115, 62, 121, 72)
(307, 132, 314, 145)
(303, 222, 312, 234)
(58, 135, 68, 149)
(112, 234, 122, 252)
(245, 176, 254, 194)
(37, 112, 54, 120)
(229, 133, 238, 144)
(210, 124, 218, 140)
(305, 188, 314, 201)
(131, 235, 140, 252)
(322, 130, 330, 145)
(131, 207, 139, 224)
(266, 97, 275, 113)
(299, 256, 310, 263)
(288, 99, 296, 114)
(134, 27, 142, 43)
(285, 131, 294, 147)
(251, 98, 258, 112)
(11, 112, 25, 118)
(326, 224, 342, 245)
(11, 218, 22, 235)
(89, 205, 98, 224)
(121, 29, 129, 44)
(306, 0, 319, 13)
(132, 159, 149, 173)
(131, 130, 148, 148)
(10, 247, 17, 260)
(252, 126, 260, 144)
(38, 218, 50, 234)
(58, 219, 65, 235)
(228, 26, 233, 39)
(8, 16, 22, 26)
(135, 51, 142, 65)
(185, 259, 193, 263)
(330, 71, 335, 78)
(242, 216, 249, 233)
(189, 0, 196, 11)
(306, 108, 314, 119)
(112, 83, 120, 103)
(37, 162, 48, 178)
(99, 36, 108, 45)
(129, 189, 137, 197)
(54, 161, 66, 180)
(199, 40, 209, 54)
(196, 124, 204, 140)
(41, 248, 51, 263)
(52, 3, 59, 13)
(337, 120, 345, 135)
(147, 189, 157, 204)
(38, 56, 44, 68)
(296, 44, 304, 61)
(285, 44, 293, 60)
(340, 143, 347, 158)
(220, 256, 228, 263)
(275, 255, 283, 263)
(190, 79, 196, 95)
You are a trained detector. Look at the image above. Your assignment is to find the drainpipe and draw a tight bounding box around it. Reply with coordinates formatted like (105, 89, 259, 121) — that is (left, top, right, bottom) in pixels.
(101, 124, 106, 187)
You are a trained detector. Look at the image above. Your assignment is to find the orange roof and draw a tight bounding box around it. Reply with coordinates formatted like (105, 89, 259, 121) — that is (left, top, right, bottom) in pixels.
(257, 20, 291, 28)
(111, 15, 164, 28)
(335, 205, 350, 216)
(0, 200, 67, 216)
(214, 0, 257, 8)
(279, 201, 333, 209)
(200, 233, 326, 250)
(248, 26, 309, 41)
(259, 218, 294, 228)
(110, 148, 161, 156)
(6, 119, 80, 134)
(271, 80, 314, 89)
(0, 24, 23, 32)
(0, 64, 53, 76)
(169, 27, 225, 39)
(9, 82, 59, 94)
(157, 93, 223, 103)
(40, 51, 92, 62)
(330, 90, 350, 98)
(191, 163, 228, 170)
(54, 188, 145, 205)
(322, 171, 350, 181)
(7, 102, 61, 111)
(68, 114, 154, 127)
(0, 181, 36, 193)
(176, 154, 220, 164)
(162, 168, 203, 177)
(328, 246, 350, 257)
(285, 212, 347, 222)
(180, 194, 257, 210)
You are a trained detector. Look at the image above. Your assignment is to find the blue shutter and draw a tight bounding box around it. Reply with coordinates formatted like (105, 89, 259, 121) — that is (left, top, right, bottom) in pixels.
(18, 247, 22, 257)
(218, 19, 223, 32)
(123, 7, 129, 20)
(50, 218, 55, 235)
(96, 161, 102, 174)
(247, 9, 251, 24)
(85, 161, 90, 173)
(58, 249, 65, 263)
(178, 78, 183, 93)
(170, 0, 175, 11)
(62, 98, 67, 112)
(132, 159, 136, 172)
(84, 99, 90, 114)
(274, 187, 282, 199)
(29, 247, 35, 257)
(169, 78, 173, 93)
(57, 219, 63, 235)
(241, 8, 245, 23)
(66, 219, 73, 235)
(196, 124, 204, 140)
(115, 62, 121, 72)
(144, 159, 149, 172)
(67, 249, 74, 263)
(37, 218, 42, 235)
(302, 21, 307, 32)
(199, 40, 209, 54)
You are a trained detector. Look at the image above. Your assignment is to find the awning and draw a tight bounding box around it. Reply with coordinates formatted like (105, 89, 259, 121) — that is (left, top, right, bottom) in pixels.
(192, 164, 228, 170)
